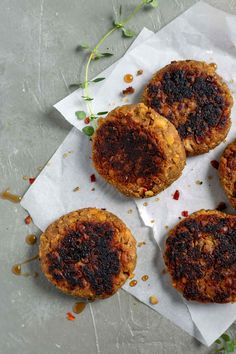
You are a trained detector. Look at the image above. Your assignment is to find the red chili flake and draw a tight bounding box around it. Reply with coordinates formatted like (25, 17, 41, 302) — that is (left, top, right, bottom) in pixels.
(24, 215, 32, 224)
(173, 190, 180, 200)
(90, 174, 96, 182)
(84, 117, 90, 124)
(29, 178, 36, 185)
(216, 202, 227, 211)
(66, 312, 75, 321)
(211, 160, 219, 169)
(181, 210, 189, 217)
(122, 86, 135, 95)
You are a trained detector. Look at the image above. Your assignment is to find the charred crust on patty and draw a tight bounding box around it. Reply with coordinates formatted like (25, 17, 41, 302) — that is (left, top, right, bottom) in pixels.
(143, 60, 233, 155)
(92, 103, 186, 198)
(39, 208, 137, 299)
(164, 210, 236, 303)
(219, 139, 236, 209)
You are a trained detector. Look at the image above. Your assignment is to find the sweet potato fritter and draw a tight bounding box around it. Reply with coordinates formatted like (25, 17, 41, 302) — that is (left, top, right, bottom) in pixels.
(164, 210, 236, 303)
(92, 103, 186, 198)
(142, 60, 233, 155)
(40, 208, 136, 299)
(219, 139, 236, 209)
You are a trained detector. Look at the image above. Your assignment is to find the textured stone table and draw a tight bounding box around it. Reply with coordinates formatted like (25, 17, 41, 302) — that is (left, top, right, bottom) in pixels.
(1, 1, 236, 353)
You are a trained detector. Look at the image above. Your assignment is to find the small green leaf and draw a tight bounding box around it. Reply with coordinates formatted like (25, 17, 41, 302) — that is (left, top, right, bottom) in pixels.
(69, 83, 81, 90)
(78, 43, 89, 49)
(221, 334, 231, 342)
(114, 21, 123, 29)
(97, 111, 108, 115)
(225, 341, 235, 352)
(92, 77, 106, 83)
(122, 28, 136, 38)
(82, 126, 94, 136)
(69, 81, 87, 89)
(82, 96, 94, 101)
(143, 0, 158, 8)
(102, 52, 113, 57)
(75, 111, 86, 120)
(215, 339, 222, 344)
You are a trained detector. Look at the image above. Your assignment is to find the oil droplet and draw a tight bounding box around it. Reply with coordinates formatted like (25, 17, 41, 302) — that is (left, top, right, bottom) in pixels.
(141, 275, 149, 281)
(0, 189, 22, 203)
(12, 264, 21, 275)
(124, 74, 133, 83)
(129, 280, 137, 287)
(73, 302, 86, 314)
(25, 234, 37, 245)
(11, 254, 39, 277)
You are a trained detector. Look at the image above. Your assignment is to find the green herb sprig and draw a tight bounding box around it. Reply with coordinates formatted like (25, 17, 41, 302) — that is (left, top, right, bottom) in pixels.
(73, 0, 158, 136)
(212, 333, 236, 353)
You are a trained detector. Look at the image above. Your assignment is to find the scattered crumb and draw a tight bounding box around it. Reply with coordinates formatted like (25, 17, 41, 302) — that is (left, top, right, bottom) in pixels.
(178, 217, 182, 220)
(29, 178, 36, 185)
(24, 215, 32, 225)
(63, 150, 74, 159)
(155, 197, 160, 202)
(150, 219, 155, 223)
(195, 180, 203, 185)
(73, 186, 80, 192)
(149, 295, 159, 305)
(122, 86, 135, 95)
(208, 175, 213, 180)
(129, 273, 135, 279)
(84, 117, 90, 124)
(181, 210, 189, 217)
(211, 160, 219, 170)
(136, 69, 144, 76)
(66, 312, 76, 321)
(138, 241, 146, 247)
(143, 202, 148, 207)
(101, 208, 106, 210)
(165, 225, 169, 230)
(216, 202, 227, 211)
(127, 209, 133, 214)
(223, 139, 227, 144)
(173, 190, 180, 200)
(90, 174, 96, 182)
(91, 188, 95, 191)
(22, 175, 29, 180)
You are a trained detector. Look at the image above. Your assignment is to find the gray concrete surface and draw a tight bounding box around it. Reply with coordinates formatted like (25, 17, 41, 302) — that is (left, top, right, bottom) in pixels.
(1, 1, 236, 353)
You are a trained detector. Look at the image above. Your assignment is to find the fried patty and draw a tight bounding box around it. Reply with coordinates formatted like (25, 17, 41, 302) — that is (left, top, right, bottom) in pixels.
(142, 60, 233, 155)
(219, 139, 236, 209)
(39, 208, 137, 299)
(164, 210, 236, 303)
(92, 103, 186, 198)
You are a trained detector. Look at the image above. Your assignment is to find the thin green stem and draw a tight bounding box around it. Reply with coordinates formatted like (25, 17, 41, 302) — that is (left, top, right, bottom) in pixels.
(83, 0, 146, 117)
(212, 347, 225, 354)
(84, 26, 117, 115)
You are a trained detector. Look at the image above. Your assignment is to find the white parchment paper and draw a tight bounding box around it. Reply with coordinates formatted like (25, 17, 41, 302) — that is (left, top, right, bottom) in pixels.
(22, 2, 236, 347)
